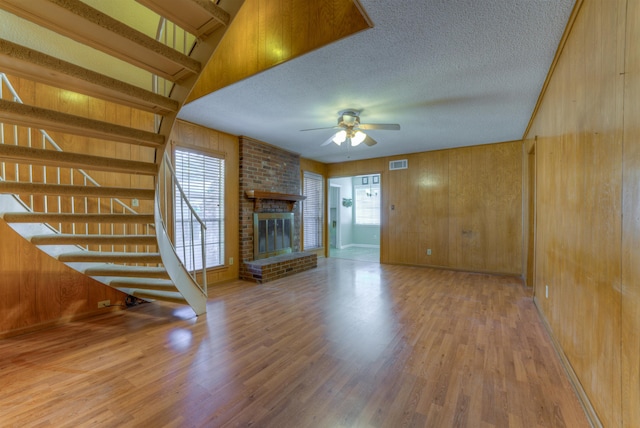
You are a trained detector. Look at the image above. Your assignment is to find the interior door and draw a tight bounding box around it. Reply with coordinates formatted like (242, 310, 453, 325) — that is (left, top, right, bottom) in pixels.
(329, 185, 340, 248)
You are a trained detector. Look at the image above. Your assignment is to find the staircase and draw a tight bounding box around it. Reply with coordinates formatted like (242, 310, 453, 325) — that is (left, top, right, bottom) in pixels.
(0, 0, 244, 315)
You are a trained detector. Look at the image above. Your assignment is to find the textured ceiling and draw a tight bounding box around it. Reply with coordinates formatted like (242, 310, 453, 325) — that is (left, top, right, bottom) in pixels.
(180, 0, 574, 164)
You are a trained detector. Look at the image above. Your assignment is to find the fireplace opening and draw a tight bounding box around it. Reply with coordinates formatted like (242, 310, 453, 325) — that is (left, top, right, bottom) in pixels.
(253, 213, 294, 259)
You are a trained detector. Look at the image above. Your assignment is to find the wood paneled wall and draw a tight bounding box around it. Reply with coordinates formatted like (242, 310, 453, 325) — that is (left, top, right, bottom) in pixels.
(0, 220, 126, 338)
(170, 120, 240, 284)
(327, 141, 523, 275)
(187, 0, 372, 102)
(622, 0, 640, 425)
(524, 0, 638, 426)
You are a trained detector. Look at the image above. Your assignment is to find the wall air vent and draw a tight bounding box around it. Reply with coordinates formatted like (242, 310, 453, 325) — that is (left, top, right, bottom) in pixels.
(389, 159, 408, 170)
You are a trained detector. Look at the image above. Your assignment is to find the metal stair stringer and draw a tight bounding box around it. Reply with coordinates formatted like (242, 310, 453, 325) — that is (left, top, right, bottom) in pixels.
(154, 194, 206, 315)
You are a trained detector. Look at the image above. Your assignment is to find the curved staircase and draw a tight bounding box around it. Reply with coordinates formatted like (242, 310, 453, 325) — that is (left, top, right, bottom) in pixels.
(0, 0, 244, 315)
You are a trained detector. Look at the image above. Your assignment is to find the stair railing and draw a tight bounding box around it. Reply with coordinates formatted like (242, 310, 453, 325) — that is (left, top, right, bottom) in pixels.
(150, 16, 208, 295)
(1, 5, 222, 312)
(0, 72, 153, 255)
(153, 17, 195, 97)
(152, 17, 169, 132)
(156, 151, 207, 295)
(152, 17, 195, 133)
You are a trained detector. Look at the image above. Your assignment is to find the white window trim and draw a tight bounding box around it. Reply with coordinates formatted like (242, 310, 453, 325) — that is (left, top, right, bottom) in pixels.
(354, 176, 381, 226)
(303, 171, 324, 250)
(173, 147, 225, 270)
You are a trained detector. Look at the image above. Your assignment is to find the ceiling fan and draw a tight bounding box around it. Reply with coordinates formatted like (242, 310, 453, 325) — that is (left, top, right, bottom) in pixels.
(301, 109, 400, 147)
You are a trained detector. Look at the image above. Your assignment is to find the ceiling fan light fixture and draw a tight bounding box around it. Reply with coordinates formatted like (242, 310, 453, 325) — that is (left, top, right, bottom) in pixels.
(302, 109, 399, 149)
(351, 130, 366, 146)
(333, 130, 347, 145)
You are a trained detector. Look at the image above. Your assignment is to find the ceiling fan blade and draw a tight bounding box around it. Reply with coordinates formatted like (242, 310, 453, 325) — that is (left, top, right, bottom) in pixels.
(300, 126, 340, 132)
(363, 135, 378, 146)
(321, 133, 338, 146)
(358, 123, 401, 131)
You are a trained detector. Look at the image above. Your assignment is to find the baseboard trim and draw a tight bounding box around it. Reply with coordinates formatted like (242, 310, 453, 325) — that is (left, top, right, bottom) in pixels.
(533, 297, 601, 428)
(383, 260, 522, 279)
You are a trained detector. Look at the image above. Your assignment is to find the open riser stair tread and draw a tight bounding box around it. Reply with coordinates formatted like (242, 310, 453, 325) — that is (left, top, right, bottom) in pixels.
(0, 39, 179, 115)
(0, 181, 155, 199)
(136, 0, 230, 38)
(0, 144, 157, 175)
(83, 264, 169, 278)
(58, 251, 162, 263)
(0, 99, 165, 147)
(30, 234, 157, 246)
(1, 212, 155, 224)
(110, 277, 177, 291)
(129, 289, 188, 304)
(0, 0, 201, 82)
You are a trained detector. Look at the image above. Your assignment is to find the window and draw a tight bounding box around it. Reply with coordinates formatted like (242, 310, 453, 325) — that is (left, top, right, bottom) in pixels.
(354, 175, 380, 225)
(174, 148, 225, 270)
(303, 171, 323, 249)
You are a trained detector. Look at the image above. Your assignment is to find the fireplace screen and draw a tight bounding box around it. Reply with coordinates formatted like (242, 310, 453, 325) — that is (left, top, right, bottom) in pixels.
(253, 213, 294, 259)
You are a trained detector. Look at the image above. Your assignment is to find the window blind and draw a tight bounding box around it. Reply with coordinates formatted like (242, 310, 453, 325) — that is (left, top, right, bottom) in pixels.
(354, 176, 380, 225)
(174, 148, 225, 270)
(303, 171, 323, 249)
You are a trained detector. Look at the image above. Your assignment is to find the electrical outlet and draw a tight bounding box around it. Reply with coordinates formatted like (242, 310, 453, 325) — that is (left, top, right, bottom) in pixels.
(427, 249, 432, 255)
(98, 300, 110, 308)
(229, 257, 234, 265)
(545, 285, 549, 299)
(132, 198, 139, 207)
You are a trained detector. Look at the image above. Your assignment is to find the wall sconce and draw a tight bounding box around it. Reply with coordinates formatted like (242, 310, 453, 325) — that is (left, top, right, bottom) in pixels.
(342, 198, 353, 207)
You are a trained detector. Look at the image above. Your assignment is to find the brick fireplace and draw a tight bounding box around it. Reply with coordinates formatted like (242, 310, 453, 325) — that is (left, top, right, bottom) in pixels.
(239, 137, 316, 282)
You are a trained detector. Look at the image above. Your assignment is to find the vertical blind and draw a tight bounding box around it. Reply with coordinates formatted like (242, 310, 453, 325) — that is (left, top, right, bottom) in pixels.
(303, 171, 323, 249)
(174, 148, 225, 270)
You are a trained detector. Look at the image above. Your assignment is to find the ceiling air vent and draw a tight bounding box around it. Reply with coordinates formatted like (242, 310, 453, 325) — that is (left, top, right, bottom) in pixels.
(389, 159, 408, 170)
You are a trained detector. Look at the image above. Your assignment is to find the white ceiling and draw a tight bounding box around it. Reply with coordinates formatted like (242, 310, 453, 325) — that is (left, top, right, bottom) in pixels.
(180, 0, 575, 164)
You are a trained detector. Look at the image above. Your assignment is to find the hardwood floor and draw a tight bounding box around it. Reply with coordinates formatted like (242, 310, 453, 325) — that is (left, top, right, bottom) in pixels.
(0, 258, 589, 427)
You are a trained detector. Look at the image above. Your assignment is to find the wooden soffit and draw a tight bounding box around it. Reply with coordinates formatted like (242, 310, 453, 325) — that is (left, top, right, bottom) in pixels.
(187, 0, 373, 103)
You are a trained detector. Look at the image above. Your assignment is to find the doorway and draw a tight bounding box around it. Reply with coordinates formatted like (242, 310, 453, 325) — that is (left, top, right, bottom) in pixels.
(329, 185, 341, 250)
(526, 142, 536, 288)
(328, 174, 380, 263)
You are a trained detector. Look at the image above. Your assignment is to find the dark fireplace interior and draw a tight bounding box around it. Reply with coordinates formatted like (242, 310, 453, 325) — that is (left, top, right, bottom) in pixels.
(253, 212, 294, 259)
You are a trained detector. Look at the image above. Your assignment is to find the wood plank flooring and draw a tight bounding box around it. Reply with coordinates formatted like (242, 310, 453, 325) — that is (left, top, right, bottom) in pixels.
(0, 258, 589, 427)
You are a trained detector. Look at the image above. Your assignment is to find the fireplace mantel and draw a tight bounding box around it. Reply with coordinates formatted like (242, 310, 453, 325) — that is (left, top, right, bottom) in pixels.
(245, 190, 305, 211)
